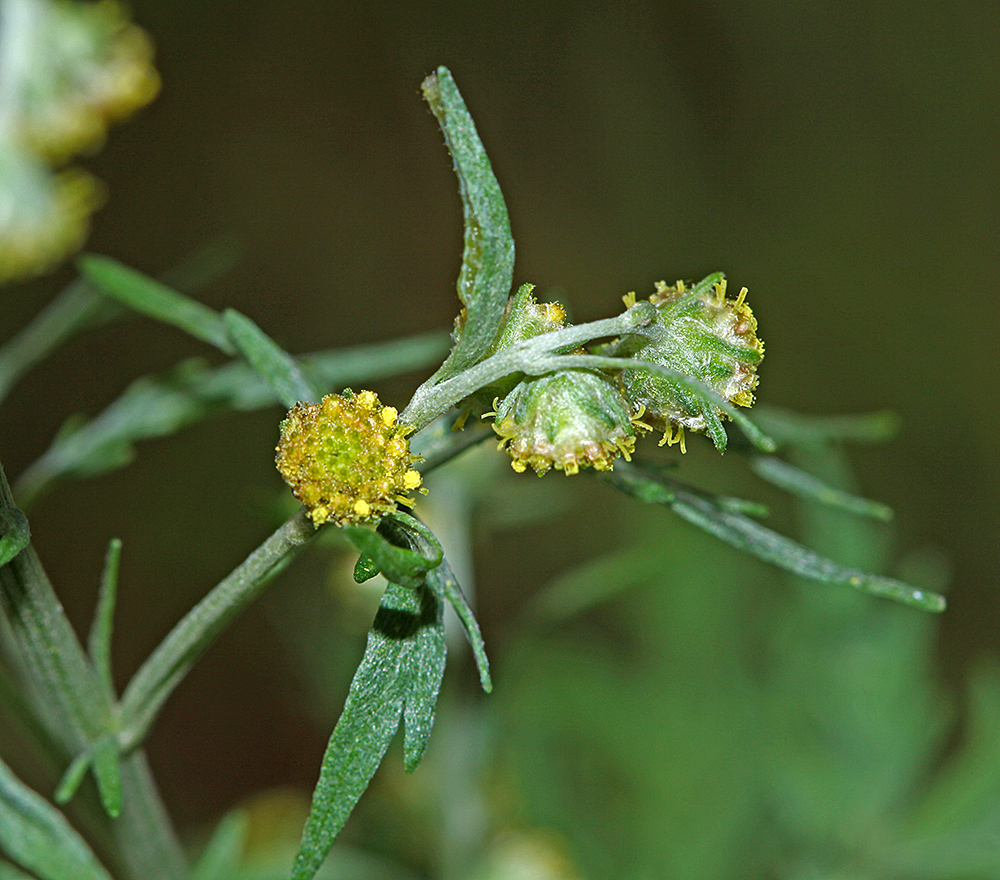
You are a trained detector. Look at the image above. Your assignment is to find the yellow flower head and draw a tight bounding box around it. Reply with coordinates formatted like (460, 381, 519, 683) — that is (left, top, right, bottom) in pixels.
(275, 390, 422, 527)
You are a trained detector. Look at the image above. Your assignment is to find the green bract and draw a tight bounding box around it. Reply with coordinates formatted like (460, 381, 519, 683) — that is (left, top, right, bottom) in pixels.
(612, 274, 764, 452)
(493, 369, 639, 476)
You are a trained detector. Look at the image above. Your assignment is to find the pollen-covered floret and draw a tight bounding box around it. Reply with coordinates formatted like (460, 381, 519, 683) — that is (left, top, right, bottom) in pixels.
(492, 370, 641, 476)
(275, 390, 422, 527)
(615, 274, 764, 451)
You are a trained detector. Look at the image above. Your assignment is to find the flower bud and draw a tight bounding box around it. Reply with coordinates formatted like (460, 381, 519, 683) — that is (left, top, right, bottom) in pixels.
(492, 370, 639, 476)
(470, 283, 570, 414)
(617, 275, 764, 451)
(275, 390, 422, 527)
(489, 283, 567, 352)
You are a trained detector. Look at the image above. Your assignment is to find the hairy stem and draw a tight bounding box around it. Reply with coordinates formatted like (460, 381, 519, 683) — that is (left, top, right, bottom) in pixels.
(400, 303, 655, 431)
(116, 509, 316, 750)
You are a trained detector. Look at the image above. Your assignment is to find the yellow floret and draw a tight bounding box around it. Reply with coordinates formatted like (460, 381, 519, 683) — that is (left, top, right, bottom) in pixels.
(275, 391, 422, 527)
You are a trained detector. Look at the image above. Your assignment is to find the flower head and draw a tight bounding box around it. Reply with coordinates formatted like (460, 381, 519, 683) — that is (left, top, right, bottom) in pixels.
(492, 370, 640, 476)
(275, 390, 422, 527)
(616, 275, 764, 451)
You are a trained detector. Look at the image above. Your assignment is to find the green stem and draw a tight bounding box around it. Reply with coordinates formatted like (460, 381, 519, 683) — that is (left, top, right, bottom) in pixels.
(400, 304, 655, 431)
(0, 462, 190, 879)
(116, 509, 316, 751)
(110, 751, 189, 880)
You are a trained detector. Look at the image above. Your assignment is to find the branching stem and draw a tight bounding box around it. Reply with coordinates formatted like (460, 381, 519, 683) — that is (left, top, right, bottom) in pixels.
(400, 303, 655, 431)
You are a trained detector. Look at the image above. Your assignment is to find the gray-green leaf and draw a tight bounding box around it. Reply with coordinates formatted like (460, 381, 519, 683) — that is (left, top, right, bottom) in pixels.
(289, 580, 446, 880)
(421, 67, 515, 383)
(223, 309, 321, 407)
(607, 462, 944, 612)
(0, 757, 113, 880)
(78, 255, 235, 354)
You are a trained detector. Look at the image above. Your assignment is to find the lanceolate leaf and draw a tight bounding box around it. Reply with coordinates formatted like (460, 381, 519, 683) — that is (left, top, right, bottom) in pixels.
(0, 757, 113, 880)
(79, 255, 235, 354)
(88, 538, 121, 703)
(290, 581, 446, 880)
(749, 454, 894, 521)
(223, 309, 321, 407)
(751, 406, 902, 448)
(13, 332, 449, 507)
(607, 462, 945, 612)
(425, 557, 492, 692)
(89, 735, 123, 819)
(191, 810, 248, 880)
(421, 67, 515, 383)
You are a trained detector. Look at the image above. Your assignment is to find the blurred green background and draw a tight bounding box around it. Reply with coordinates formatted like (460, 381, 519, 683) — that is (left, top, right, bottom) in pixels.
(2, 2, 999, 877)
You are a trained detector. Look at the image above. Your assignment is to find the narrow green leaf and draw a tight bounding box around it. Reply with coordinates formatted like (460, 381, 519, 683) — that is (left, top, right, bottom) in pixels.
(341, 520, 442, 589)
(0, 757, 114, 880)
(421, 67, 515, 382)
(90, 735, 122, 819)
(55, 737, 129, 820)
(222, 309, 321, 408)
(88, 538, 121, 702)
(0, 465, 110, 752)
(78, 255, 235, 354)
(752, 405, 902, 447)
(0, 237, 239, 407)
(606, 462, 945, 612)
(425, 557, 492, 692)
(0, 505, 29, 567)
(750, 454, 894, 521)
(53, 753, 90, 806)
(0, 857, 36, 879)
(191, 811, 248, 880)
(14, 332, 449, 508)
(290, 581, 446, 880)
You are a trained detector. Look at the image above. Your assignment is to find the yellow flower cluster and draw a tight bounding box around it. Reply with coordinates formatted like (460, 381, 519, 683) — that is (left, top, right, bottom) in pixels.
(275, 391, 422, 527)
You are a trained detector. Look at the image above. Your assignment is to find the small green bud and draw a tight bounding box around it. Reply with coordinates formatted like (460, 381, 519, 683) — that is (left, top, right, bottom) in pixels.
(617, 275, 764, 452)
(489, 283, 567, 353)
(492, 369, 639, 476)
(275, 390, 422, 527)
(470, 283, 570, 411)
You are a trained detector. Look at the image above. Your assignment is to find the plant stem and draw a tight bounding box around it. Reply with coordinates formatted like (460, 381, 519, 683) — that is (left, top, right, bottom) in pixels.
(1, 461, 190, 879)
(117, 509, 316, 751)
(400, 304, 655, 432)
(110, 751, 189, 880)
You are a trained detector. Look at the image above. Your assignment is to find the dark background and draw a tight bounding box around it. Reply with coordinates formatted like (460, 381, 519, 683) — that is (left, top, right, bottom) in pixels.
(2, 0, 998, 849)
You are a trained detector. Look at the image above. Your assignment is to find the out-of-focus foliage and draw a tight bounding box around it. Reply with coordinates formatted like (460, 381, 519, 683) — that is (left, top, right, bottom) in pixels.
(0, 0, 158, 284)
(258, 441, 989, 880)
